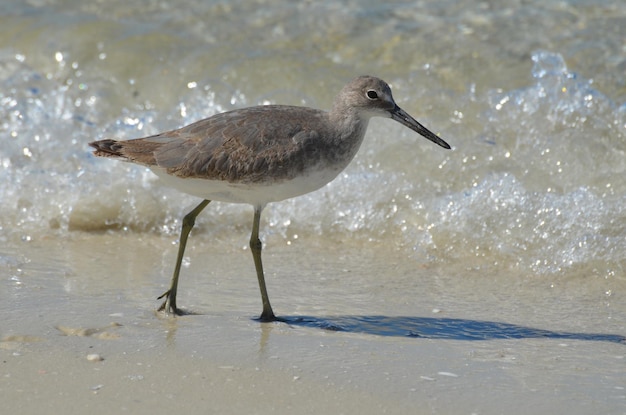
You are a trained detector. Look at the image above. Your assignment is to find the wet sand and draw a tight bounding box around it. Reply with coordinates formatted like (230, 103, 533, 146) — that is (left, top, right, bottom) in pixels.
(2, 231, 625, 414)
(2, 0, 625, 412)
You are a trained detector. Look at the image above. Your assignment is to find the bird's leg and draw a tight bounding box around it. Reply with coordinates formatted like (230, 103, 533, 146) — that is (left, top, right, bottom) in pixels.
(158, 199, 211, 315)
(249, 205, 277, 322)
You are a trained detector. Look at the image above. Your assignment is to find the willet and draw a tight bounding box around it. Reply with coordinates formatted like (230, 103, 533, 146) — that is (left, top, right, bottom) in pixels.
(89, 75, 451, 321)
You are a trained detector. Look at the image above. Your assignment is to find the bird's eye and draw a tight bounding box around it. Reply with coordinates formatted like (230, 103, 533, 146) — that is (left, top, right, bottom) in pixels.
(366, 90, 378, 100)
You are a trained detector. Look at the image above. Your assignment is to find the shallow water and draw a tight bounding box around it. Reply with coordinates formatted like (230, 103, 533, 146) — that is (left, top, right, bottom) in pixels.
(1, 0, 626, 413)
(1, 0, 624, 280)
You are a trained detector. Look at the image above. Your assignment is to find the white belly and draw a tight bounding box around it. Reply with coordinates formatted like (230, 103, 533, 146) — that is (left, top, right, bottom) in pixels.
(150, 164, 343, 206)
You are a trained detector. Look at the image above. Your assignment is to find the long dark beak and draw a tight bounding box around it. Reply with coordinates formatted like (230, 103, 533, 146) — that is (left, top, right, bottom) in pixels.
(390, 105, 451, 150)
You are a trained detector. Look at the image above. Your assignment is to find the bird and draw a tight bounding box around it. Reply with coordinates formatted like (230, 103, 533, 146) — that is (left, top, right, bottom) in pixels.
(89, 75, 451, 321)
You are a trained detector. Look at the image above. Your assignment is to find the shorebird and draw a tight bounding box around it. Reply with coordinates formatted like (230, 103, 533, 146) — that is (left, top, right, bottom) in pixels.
(89, 75, 451, 321)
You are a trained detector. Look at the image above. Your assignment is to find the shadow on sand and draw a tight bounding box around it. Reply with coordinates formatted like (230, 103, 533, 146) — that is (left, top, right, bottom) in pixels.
(277, 315, 625, 344)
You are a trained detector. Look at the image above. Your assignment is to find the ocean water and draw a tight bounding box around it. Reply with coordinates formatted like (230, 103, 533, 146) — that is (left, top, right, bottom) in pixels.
(1, 2, 626, 413)
(1, 1, 624, 290)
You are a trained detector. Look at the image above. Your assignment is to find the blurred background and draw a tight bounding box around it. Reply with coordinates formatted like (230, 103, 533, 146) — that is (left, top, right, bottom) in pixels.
(1, 0, 624, 296)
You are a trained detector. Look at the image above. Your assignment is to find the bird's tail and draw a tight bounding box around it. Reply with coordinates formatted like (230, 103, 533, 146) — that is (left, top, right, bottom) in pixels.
(89, 139, 126, 158)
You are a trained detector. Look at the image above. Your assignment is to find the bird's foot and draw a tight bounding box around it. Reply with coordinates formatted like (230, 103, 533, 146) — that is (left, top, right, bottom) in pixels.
(157, 290, 184, 316)
(257, 309, 282, 322)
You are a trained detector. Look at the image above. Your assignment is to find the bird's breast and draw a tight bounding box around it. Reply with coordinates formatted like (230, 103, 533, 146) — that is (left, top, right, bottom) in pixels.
(151, 159, 344, 206)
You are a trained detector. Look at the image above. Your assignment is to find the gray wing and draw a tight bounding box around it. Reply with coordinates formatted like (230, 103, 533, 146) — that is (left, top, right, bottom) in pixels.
(149, 105, 330, 183)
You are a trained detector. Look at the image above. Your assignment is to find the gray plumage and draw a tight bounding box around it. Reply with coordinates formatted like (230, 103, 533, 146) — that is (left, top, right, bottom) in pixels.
(88, 75, 450, 320)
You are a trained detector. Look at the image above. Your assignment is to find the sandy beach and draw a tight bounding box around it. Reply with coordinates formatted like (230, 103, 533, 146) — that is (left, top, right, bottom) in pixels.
(1, 0, 625, 413)
(2, 231, 625, 414)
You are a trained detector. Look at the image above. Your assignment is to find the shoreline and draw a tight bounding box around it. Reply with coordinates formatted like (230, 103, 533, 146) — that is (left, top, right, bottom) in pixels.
(2, 232, 624, 414)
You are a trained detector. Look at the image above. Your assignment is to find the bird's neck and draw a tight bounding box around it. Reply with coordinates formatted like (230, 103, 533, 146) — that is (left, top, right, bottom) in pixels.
(329, 105, 369, 141)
